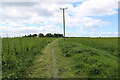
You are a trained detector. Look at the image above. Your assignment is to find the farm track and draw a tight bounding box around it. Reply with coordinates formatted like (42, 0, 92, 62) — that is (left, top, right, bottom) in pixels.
(27, 39, 59, 78)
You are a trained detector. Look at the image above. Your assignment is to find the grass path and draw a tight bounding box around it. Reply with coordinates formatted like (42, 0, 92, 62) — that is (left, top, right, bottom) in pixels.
(27, 39, 59, 78)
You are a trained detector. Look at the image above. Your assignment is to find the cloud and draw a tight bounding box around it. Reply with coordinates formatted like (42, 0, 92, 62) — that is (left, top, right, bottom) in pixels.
(66, 32, 118, 37)
(66, 16, 109, 30)
(74, 0, 118, 16)
(0, 24, 62, 37)
(1, 0, 85, 2)
(0, 0, 118, 37)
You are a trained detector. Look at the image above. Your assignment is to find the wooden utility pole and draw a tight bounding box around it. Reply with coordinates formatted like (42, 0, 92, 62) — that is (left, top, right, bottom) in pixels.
(60, 7, 68, 41)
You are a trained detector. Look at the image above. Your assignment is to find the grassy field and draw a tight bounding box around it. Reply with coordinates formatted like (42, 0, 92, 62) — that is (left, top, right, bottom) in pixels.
(2, 37, 119, 78)
(58, 37, 118, 78)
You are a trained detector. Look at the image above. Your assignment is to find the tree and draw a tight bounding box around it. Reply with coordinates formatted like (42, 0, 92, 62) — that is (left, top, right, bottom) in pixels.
(22, 33, 63, 38)
(45, 33, 53, 37)
(53, 33, 58, 37)
(58, 34, 63, 37)
(27, 34, 32, 37)
(53, 33, 63, 38)
(38, 33, 44, 37)
(32, 34, 37, 37)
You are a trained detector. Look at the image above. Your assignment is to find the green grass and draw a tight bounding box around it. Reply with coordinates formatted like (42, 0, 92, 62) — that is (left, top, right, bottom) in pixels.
(58, 37, 118, 78)
(2, 37, 54, 78)
(2, 37, 119, 78)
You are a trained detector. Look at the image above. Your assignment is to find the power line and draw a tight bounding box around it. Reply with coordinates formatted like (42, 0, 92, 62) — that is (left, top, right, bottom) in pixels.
(60, 7, 68, 41)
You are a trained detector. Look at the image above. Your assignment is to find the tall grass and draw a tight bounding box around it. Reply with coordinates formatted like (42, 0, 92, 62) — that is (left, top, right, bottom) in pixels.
(2, 37, 54, 78)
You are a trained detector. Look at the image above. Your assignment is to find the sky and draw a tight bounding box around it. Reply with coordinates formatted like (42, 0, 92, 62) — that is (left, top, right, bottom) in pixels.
(0, 0, 119, 37)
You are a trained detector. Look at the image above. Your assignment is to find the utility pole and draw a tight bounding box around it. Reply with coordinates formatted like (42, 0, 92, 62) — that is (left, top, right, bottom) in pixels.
(60, 7, 68, 41)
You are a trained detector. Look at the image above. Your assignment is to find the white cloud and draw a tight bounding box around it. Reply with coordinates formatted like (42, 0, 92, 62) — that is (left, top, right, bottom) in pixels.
(0, 0, 118, 37)
(66, 32, 118, 37)
(1, 0, 85, 2)
(74, 0, 118, 16)
(66, 16, 109, 30)
(0, 24, 62, 37)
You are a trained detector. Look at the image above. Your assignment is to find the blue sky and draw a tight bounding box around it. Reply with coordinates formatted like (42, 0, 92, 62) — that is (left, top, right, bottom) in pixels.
(86, 14, 118, 32)
(0, 0, 119, 37)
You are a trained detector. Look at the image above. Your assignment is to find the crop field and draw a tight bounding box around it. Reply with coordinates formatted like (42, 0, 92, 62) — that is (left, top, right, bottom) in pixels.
(2, 37, 54, 78)
(1, 37, 119, 78)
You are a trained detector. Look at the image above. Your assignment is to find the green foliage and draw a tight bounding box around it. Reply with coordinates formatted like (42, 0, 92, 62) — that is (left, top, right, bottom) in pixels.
(2, 37, 54, 78)
(53, 33, 63, 38)
(45, 33, 54, 37)
(38, 33, 44, 37)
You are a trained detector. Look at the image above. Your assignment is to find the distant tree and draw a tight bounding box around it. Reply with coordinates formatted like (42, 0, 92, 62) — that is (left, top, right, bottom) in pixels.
(45, 33, 53, 37)
(38, 33, 44, 37)
(53, 33, 58, 37)
(22, 33, 63, 38)
(30, 34, 32, 37)
(54, 33, 63, 38)
(32, 34, 37, 37)
(59, 34, 63, 37)
(27, 34, 32, 37)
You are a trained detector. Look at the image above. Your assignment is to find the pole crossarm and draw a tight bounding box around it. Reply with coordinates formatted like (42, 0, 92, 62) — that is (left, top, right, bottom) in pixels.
(60, 7, 68, 10)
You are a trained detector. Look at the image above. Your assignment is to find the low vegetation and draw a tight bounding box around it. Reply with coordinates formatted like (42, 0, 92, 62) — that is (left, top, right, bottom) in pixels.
(58, 37, 118, 78)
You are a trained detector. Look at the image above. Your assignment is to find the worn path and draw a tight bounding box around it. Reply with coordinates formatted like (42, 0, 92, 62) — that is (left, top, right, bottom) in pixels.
(27, 39, 59, 78)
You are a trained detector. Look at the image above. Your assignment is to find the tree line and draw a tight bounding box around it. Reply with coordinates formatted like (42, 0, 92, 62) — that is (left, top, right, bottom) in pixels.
(23, 33, 63, 38)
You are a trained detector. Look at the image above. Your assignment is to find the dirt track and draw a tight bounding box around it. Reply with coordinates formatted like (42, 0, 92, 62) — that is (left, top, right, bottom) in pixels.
(27, 39, 58, 78)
